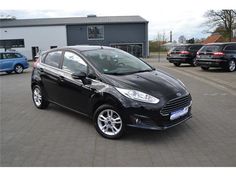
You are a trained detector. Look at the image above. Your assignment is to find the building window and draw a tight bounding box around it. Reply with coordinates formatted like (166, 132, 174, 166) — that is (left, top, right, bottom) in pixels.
(0, 39, 25, 49)
(87, 26, 104, 40)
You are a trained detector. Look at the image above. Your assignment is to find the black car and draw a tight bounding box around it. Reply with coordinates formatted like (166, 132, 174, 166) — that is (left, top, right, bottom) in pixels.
(31, 46, 192, 139)
(196, 42, 236, 72)
(167, 44, 203, 67)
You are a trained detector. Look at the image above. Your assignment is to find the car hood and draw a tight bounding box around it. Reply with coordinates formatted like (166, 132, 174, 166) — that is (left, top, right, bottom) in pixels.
(102, 70, 188, 99)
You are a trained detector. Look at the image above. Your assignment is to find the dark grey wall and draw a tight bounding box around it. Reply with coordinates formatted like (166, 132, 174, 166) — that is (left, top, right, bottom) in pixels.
(66, 23, 148, 57)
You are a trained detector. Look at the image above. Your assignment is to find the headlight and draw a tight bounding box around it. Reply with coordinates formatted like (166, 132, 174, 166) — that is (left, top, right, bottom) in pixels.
(116, 88, 160, 104)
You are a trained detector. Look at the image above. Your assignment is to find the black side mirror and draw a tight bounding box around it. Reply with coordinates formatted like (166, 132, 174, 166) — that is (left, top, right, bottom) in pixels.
(71, 72, 87, 80)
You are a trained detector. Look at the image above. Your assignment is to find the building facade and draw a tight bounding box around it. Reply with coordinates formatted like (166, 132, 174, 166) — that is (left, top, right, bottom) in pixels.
(0, 16, 149, 59)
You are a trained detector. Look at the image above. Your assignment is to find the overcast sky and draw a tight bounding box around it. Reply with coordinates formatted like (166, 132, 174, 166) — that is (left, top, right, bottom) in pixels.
(1, 0, 235, 41)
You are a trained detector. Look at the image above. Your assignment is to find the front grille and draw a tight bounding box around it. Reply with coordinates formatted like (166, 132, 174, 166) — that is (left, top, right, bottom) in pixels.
(160, 94, 191, 115)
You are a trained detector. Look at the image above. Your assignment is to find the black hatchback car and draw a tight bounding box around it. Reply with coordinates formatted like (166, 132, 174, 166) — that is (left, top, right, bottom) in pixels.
(31, 46, 192, 139)
(167, 44, 203, 67)
(196, 42, 236, 72)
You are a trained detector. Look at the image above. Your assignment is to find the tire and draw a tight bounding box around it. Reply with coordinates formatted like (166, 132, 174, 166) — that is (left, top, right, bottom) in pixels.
(226, 60, 236, 72)
(201, 66, 209, 71)
(191, 58, 197, 67)
(32, 85, 49, 109)
(94, 104, 125, 139)
(174, 63, 181, 67)
(14, 64, 24, 74)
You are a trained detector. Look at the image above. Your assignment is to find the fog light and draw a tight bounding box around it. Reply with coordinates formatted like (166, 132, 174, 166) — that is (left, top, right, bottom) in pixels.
(135, 118, 141, 124)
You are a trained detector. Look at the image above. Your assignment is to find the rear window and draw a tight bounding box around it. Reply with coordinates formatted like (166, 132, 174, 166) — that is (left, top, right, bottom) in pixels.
(189, 45, 202, 51)
(199, 45, 222, 53)
(172, 46, 188, 51)
(44, 51, 62, 68)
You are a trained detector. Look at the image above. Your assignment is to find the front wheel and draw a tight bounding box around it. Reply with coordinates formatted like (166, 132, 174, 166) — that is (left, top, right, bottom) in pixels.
(226, 60, 236, 72)
(14, 64, 23, 74)
(94, 104, 125, 139)
(32, 85, 49, 109)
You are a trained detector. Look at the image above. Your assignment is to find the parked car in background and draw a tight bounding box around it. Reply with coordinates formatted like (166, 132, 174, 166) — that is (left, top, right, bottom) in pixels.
(0, 51, 29, 74)
(196, 42, 236, 72)
(31, 45, 192, 139)
(167, 44, 203, 67)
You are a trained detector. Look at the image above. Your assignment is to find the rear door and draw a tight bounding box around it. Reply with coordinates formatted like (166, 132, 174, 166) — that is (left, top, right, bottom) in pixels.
(39, 50, 63, 103)
(0, 53, 16, 71)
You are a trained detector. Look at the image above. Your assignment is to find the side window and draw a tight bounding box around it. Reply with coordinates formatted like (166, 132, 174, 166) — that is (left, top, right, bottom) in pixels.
(0, 54, 3, 59)
(3, 53, 16, 59)
(44, 51, 62, 68)
(14, 53, 23, 58)
(62, 51, 87, 73)
(224, 45, 236, 51)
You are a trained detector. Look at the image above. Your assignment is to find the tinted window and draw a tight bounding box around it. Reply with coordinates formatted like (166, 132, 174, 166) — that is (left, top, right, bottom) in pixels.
(44, 51, 62, 68)
(189, 45, 202, 51)
(62, 52, 87, 73)
(224, 45, 236, 51)
(199, 45, 222, 53)
(172, 46, 188, 51)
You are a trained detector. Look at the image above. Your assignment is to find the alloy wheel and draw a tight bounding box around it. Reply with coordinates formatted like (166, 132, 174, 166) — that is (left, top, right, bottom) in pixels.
(33, 87, 42, 107)
(97, 109, 122, 136)
(229, 60, 236, 72)
(15, 65, 23, 73)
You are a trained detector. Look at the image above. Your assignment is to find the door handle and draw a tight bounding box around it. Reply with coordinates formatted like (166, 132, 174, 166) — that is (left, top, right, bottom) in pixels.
(38, 68, 44, 72)
(58, 75, 65, 82)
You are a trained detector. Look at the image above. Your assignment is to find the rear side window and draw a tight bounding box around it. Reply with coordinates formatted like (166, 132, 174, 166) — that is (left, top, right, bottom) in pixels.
(62, 51, 87, 73)
(44, 51, 62, 68)
(224, 45, 236, 51)
(199, 45, 222, 53)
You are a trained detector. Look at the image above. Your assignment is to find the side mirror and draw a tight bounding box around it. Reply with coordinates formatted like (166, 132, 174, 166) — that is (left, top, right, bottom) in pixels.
(71, 72, 87, 80)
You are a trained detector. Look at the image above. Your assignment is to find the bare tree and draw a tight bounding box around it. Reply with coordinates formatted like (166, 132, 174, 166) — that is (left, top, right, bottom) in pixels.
(204, 10, 236, 42)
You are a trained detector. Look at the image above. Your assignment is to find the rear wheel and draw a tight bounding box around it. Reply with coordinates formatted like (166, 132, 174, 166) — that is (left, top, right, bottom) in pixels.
(174, 63, 181, 67)
(94, 104, 125, 139)
(32, 85, 49, 109)
(226, 60, 236, 72)
(191, 58, 197, 67)
(201, 66, 209, 71)
(14, 64, 23, 74)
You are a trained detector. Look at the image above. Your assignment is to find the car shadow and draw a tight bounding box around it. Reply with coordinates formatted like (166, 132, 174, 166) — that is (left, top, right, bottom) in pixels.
(47, 103, 190, 142)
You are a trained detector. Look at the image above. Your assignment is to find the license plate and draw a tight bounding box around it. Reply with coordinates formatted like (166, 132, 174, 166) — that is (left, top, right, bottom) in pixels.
(170, 107, 188, 120)
(171, 54, 179, 58)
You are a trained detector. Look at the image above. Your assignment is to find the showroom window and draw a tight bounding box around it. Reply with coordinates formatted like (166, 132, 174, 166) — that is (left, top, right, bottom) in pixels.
(87, 26, 104, 40)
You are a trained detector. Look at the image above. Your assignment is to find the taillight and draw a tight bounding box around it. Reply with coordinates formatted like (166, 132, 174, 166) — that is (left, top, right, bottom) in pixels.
(213, 52, 224, 57)
(33, 59, 39, 68)
(180, 51, 190, 55)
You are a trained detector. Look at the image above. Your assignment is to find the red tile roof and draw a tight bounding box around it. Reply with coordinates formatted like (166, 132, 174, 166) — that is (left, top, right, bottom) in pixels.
(203, 34, 225, 44)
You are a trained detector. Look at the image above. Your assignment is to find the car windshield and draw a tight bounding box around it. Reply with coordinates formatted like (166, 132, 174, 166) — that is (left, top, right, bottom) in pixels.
(199, 45, 222, 53)
(82, 49, 153, 75)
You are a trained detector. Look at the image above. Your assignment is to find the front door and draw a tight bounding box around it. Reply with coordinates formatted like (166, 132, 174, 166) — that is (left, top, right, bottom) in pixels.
(57, 51, 93, 115)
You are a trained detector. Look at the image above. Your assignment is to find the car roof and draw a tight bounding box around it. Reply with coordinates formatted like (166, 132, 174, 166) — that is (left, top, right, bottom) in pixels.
(205, 42, 236, 46)
(0, 51, 19, 54)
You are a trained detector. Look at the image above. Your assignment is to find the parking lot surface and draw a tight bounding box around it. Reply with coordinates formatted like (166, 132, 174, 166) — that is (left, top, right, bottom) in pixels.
(1, 58, 236, 167)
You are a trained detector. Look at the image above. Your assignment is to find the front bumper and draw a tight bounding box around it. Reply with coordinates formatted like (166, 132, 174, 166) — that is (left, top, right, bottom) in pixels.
(124, 94, 192, 130)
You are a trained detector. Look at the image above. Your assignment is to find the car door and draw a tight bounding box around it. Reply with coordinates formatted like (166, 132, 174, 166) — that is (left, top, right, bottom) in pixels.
(56, 50, 94, 115)
(39, 50, 63, 103)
